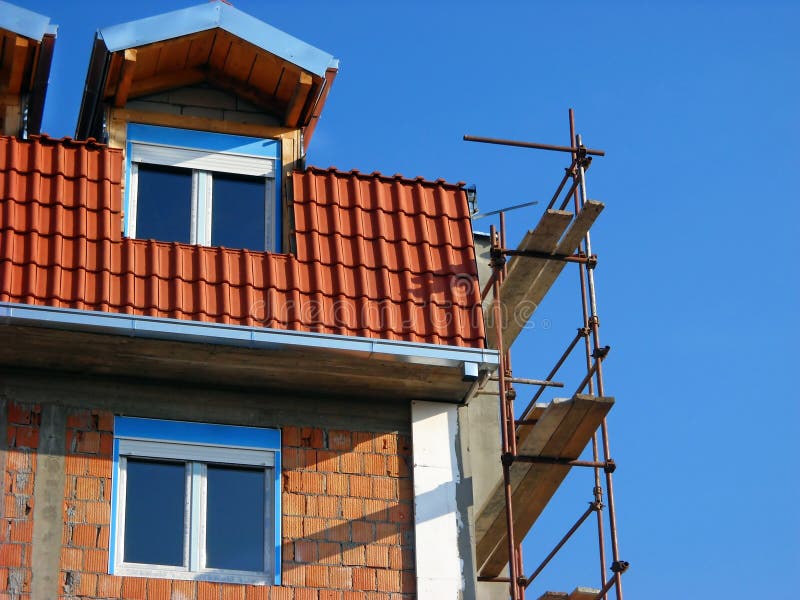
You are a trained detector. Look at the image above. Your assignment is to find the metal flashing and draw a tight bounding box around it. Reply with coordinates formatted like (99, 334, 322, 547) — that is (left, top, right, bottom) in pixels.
(0, 302, 500, 373)
(0, 1, 53, 41)
(98, 2, 337, 77)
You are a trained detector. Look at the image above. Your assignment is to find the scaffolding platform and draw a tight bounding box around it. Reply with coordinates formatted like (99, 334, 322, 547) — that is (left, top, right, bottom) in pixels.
(486, 200, 604, 349)
(537, 588, 601, 600)
(474, 394, 614, 577)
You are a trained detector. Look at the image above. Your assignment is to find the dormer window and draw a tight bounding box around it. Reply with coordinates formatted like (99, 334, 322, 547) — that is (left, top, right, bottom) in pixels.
(125, 124, 280, 252)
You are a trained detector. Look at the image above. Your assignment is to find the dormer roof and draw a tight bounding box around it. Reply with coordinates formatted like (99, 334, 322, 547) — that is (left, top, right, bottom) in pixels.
(0, 1, 57, 136)
(76, 1, 338, 145)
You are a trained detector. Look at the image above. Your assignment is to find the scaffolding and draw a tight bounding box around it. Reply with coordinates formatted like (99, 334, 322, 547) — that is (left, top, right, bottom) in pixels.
(465, 110, 627, 600)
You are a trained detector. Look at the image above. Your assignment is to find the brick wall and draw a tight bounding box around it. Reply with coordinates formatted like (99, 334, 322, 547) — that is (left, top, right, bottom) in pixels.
(0, 402, 40, 600)
(1, 402, 416, 600)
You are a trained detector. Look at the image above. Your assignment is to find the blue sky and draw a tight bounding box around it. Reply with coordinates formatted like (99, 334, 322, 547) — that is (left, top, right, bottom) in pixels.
(19, 1, 800, 597)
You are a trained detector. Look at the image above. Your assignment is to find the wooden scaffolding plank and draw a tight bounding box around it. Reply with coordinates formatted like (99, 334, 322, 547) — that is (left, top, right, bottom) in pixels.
(569, 587, 600, 600)
(500, 200, 604, 347)
(537, 593, 568, 600)
(485, 209, 572, 349)
(475, 394, 614, 577)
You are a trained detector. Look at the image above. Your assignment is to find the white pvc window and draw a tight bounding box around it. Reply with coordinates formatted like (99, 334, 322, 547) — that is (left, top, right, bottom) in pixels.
(111, 419, 280, 585)
(128, 141, 277, 252)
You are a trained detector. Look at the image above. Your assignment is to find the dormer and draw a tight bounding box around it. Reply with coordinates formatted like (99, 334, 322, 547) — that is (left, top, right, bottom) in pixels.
(75, 1, 338, 253)
(0, 1, 56, 137)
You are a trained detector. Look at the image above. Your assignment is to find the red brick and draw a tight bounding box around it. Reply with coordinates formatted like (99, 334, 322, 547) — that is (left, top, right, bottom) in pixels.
(294, 590, 318, 600)
(305, 564, 327, 587)
(245, 587, 269, 600)
(300, 428, 324, 449)
(397, 479, 413, 500)
(283, 541, 295, 563)
(365, 545, 388, 568)
(6, 449, 32, 472)
(221, 584, 245, 600)
(328, 431, 351, 451)
(342, 498, 363, 519)
(75, 431, 101, 454)
(284, 448, 317, 471)
(282, 563, 304, 586)
(349, 476, 371, 497)
(363, 455, 386, 476)
(319, 592, 342, 600)
(339, 453, 362, 475)
(295, 540, 318, 562)
(173, 580, 197, 598)
(397, 435, 412, 456)
(343, 593, 366, 600)
(7, 404, 36, 425)
(351, 522, 373, 544)
(0, 543, 23, 567)
(375, 523, 400, 546)
(376, 570, 401, 593)
(66, 412, 92, 429)
(71, 524, 98, 547)
(9, 520, 32, 543)
(97, 574, 121, 597)
(147, 578, 171, 599)
(99, 433, 114, 457)
(303, 517, 327, 540)
(325, 474, 348, 496)
(352, 568, 375, 591)
(121, 576, 146, 599)
(302, 472, 325, 494)
(325, 518, 351, 543)
(282, 426, 301, 447)
(77, 572, 98, 596)
(373, 434, 397, 455)
(284, 516, 303, 538)
(83, 549, 106, 573)
(318, 542, 341, 564)
(327, 566, 352, 589)
(87, 455, 112, 478)
(13, 427, 39, 449)
(65, 455, 88, 476)
(284, 493, 305, 515)
(387, 503, 413, 524)
(385, 455, 409, 478)
(75, 477, 102, 500)
(316, 450, 339, 472)
(196, 581, 220, 600)
(341, 545, 365, 566)
(307, 495, 339, 518)
(96, 411, 115, 433)
(85, 501, 110, 525)
(351, 432, 373, 454)
(97, 526, 110, 549)
(283, 471, 303, 493)
(401, 571, 416, 593)
(364, 500, 388, 522)
(270, 587, 294, 600)
(60, 547, 82, 570)
(371, 479, 396, 500)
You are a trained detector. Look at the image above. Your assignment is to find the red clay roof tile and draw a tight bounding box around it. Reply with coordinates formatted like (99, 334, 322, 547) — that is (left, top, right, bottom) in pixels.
(0, 136, 485, 347)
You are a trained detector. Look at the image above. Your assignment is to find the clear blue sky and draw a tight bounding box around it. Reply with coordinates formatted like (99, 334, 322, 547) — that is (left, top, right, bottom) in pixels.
(21, 1, 800, 597)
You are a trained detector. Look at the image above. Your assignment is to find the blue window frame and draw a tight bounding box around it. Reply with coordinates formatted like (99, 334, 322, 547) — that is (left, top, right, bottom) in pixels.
(125, 124, 282, 252)
(110, 417, 282, 585)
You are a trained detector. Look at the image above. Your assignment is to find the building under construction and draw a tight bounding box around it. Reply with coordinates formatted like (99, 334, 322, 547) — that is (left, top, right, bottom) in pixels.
(0, 2, 625, 599)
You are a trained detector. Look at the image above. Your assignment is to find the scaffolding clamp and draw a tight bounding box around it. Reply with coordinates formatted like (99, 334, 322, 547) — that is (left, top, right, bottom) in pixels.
(604, 459, 617, 474)
(592, 345, 610, 360)
(501, 453, 515, 468)
(489, 246, 506, 270)
(611, 560, 630, 574)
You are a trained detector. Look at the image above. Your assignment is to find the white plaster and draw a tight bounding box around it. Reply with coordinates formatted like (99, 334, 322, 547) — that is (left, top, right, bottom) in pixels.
(411, 401, 465, 599)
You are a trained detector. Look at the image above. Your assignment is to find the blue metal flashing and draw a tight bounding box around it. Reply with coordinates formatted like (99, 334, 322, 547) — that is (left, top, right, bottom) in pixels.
(0, 1, 55, 41)
(0, 301, 499, 373)
(99, 2, 338, 78)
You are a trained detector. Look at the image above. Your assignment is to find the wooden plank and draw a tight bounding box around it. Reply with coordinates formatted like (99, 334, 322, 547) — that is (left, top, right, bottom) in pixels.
(132, 43, 162, 80)
(223, 39, 257, 82)
(185, 30, 216, 68)
(485, 209, 573, 349)
(113, 49, 137, 108)
(569, 587, 600, 600)
(155, 35, 195, 74)
(248, 52, 285, 97)
(475, 395, 614, 576)
(128, 68, 206, 99)
(208, 30, 233, 73)
(537, 593, 568, 600)
(499, 201, 604, 347)
(115, 108, 295, 140)
(5, 36, 29, 95)
(285, 72, 313, 127)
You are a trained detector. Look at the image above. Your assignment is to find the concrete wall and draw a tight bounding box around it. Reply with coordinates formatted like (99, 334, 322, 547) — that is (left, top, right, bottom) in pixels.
(0, 368, 417, 600)
(125, 84, 283, 128)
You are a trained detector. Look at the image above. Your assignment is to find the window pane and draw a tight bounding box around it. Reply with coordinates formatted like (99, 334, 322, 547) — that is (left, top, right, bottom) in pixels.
(124, 459, 186, 566)
(136, 164, 192, 244)
(211, 173, 267, 251)
(206, 465, 266, 571)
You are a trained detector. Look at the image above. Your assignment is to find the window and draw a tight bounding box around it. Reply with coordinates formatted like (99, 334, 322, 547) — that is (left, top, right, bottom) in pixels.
(110, 417, 282, 585)
(125, 124, 280, 252)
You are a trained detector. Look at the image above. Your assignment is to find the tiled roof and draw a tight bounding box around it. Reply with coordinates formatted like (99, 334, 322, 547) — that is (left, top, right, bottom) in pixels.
(0, 135, 485, 347)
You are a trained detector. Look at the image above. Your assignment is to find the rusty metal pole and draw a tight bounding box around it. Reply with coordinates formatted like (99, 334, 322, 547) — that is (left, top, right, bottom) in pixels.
(490, 225, 519, 600)
(569, 109, 609, 591)
(575, 133, 624, 600)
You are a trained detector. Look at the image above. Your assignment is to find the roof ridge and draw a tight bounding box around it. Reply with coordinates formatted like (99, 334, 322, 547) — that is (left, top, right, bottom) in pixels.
(300, 165, 467, 190)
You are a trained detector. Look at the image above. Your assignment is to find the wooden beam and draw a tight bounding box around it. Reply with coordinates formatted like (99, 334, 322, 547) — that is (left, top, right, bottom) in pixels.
(485, 209, 573, 348)
(114, 49, 138, 108)
(127, 67, 206, 99)
(569, 588, 601, 600)
(284, 72, 313, 128)
(113, 108, 296, 140)
(5, 36, 29, 95)
(475, 394, 614, 576)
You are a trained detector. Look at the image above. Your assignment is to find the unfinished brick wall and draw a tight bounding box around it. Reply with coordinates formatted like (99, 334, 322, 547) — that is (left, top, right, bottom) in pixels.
(53, 410, 416, 600)
(0, 402, 41, 600)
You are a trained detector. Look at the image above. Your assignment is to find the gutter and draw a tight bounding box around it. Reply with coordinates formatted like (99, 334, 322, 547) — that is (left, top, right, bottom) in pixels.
(0, 302, 499, 379)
